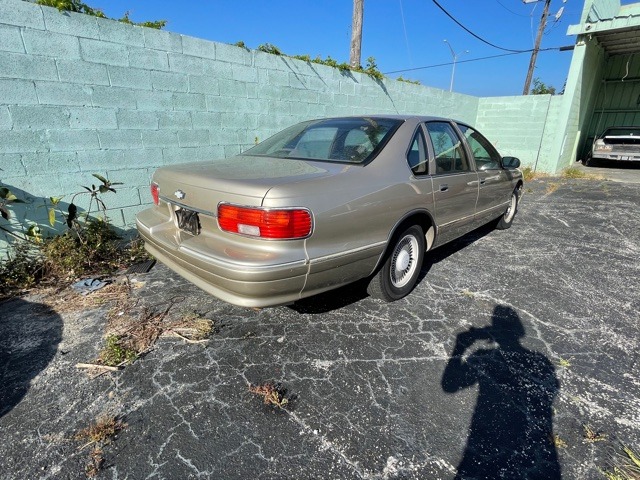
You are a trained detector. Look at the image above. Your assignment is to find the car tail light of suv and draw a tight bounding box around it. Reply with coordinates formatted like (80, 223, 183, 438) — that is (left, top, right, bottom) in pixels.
(217, 204, 312, 240)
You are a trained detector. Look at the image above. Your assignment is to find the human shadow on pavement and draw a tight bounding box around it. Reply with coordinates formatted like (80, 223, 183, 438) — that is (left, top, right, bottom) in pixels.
(441, 305, 561, 479)
(0, 298, 62, 418)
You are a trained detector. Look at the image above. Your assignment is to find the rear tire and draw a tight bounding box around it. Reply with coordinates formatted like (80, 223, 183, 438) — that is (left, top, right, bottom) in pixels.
(496, 186, 521, 230)
(367, 225, 425, 302)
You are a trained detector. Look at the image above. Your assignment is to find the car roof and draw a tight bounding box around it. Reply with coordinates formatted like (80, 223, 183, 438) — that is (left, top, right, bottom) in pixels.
(310, 114, 466, 124)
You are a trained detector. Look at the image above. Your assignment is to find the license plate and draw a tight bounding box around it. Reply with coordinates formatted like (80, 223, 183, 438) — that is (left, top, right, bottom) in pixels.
(175, 208, 200, 235)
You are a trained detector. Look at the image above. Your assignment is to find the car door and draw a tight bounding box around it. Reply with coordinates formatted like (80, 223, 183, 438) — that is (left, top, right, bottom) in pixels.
(425, 121, 479, 246)
(456, 124, 512, 227)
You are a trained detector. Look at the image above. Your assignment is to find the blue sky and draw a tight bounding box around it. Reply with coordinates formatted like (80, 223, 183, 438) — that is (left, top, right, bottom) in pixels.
(96, 1, 595, 96)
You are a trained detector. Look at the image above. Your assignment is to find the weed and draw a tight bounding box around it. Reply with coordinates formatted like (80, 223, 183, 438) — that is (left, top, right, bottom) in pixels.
(0, 240, 44, 293)
(168, 311, 213, 341)
(75, 415, 126, 478)
(546, 182, 560, 194)
(397, 76, 421, 85)
(249, 382, 290, 409)
(233, 40, 247, 49)
(603, 444, 640, 480)
(561, 166, 592, 179)
(583, 424, 607, 443)
(123, 234, 151, 265)
(98, 334, 137, 366)
(461, 289, 476, 298)
(35, 0, 165, 29)
(522, 166, 537, 181)
(557, 358, 571, 368)
(41, 218, 122, 280)
(292, 54, 311, 62)
(76, 415, 127, 447)
(258, 43, 282, 55)
(551, 434, 568, 448)
(85, 447, 103, 477)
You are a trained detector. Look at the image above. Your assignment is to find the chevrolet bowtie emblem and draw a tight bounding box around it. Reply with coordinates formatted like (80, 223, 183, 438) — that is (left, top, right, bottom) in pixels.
(174, 190, 186, 200)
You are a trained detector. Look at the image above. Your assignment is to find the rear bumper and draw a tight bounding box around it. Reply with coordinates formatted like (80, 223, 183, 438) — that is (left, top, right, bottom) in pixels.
(592, 151, 640, 162)
(136, 210, 309, 307)
(136, 207, 385, 307)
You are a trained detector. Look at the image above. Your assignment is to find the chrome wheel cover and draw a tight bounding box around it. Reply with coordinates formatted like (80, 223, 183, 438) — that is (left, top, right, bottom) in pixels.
(390, 234, 419, 288)
(504, 191, 517, 222)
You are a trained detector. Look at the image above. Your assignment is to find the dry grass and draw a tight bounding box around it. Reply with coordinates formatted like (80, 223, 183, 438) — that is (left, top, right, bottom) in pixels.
(249, 382, 290, 409)
(603, 444, 640, 480)
(164, 311, 214, 342)
(75, 415, 126, 478)
(41, 280, 132, 314)
(561, 166, 598, 179)
(546, 182, 561, 194)
(552, 434, 568, 448)
(583, 424, 607, 443)
(75, 415, 127, 448)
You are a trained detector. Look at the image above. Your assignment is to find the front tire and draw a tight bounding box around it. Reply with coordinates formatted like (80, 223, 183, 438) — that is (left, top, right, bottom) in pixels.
(367, 225, 425, 302)
(496, 186, 521, 230)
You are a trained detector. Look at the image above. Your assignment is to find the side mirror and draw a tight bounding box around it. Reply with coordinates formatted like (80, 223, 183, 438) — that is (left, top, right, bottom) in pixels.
(502, 156, 521, 169)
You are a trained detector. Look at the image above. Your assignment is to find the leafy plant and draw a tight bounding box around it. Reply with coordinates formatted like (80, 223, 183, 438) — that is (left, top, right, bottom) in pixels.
(397, 76, 421, 85)
(98, 334, 137, 366)
(0, 240, 44, 292)
(32, 0, 166, 29)
(257, 43, 282, 55)
(362, 56, 384, 81)
(531, 77, 556, 95)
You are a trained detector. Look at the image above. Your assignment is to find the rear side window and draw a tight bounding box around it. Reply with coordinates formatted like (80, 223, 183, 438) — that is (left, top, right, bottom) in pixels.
(407, 128, 428, 175)
(425, 121, 470, 174)
(457, 124, 502, 170)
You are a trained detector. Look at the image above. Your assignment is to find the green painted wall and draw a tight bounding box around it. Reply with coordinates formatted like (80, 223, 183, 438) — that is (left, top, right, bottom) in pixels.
(475, 95, 554, 169)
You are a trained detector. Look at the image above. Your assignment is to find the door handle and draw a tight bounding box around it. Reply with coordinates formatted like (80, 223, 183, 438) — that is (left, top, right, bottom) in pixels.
(439, 184, 449, 192)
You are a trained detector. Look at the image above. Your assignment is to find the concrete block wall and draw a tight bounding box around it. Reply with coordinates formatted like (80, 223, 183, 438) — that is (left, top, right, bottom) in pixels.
(0, 0, 560, 250)
(475, 95, 553, 169)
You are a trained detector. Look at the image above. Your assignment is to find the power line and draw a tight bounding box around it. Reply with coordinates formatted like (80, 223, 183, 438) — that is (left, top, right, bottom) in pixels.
(383, 47, 564, 75)
(494, 0, 530, 18)
(431, 0, 530, 53)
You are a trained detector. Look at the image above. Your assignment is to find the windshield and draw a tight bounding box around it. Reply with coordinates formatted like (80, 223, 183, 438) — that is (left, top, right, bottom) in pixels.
(603, 127, 640, 137)
(244, 117, 403, 164)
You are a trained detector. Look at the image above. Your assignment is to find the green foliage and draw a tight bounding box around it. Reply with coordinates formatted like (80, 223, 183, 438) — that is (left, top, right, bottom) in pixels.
(99, 334, 137, 366)
(233, 41, 248, 49)
(32, 0, 166, 29)
(292, 54, 311, 62)
(257, 43, 282, 55)
(522, 166, 536, 181)
(0, 240, 44, 292)
(362, 56, 384, 81)
(41, 218, 121, 279)
(0, 186, 26, 221)
(397, 76, 421, 85)
(531, 77, 556, 95)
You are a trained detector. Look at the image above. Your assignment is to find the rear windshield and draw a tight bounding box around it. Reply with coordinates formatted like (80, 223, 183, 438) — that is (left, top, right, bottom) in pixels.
(603, 127, 640, 137)
(244, 117, 403, 164)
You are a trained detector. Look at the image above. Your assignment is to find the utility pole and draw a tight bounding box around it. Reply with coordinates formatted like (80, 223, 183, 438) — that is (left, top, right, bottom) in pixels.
(350, 0, 364, 68)
(523, 0, 551, 95)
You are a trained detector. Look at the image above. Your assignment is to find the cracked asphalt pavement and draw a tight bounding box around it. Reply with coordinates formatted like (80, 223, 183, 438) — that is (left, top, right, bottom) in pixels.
(1, 178, 639, 479)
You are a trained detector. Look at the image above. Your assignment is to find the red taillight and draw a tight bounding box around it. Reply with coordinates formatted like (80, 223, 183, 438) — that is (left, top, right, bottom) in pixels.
(150, 182, 159, 205)
(218, 204, 312, 239)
